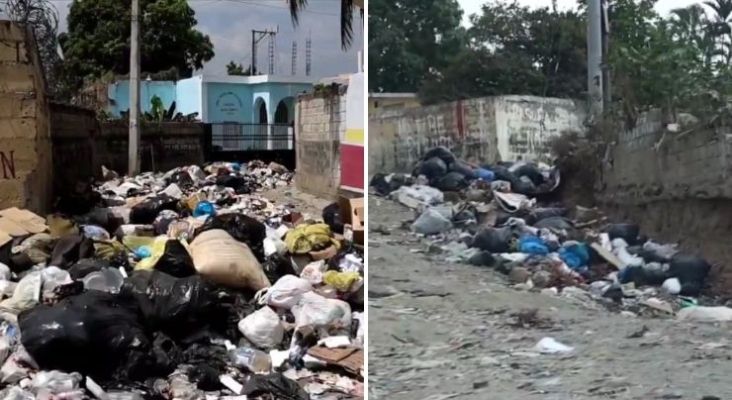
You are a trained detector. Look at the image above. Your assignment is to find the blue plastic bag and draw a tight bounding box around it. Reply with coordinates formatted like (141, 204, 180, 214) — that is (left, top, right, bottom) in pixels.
(135, 246, 152, 259)
(476, 168, 495, 182)
(559, 242, 590, 270)
(193, 201, 216, 218)
(518, 235, 549, 255)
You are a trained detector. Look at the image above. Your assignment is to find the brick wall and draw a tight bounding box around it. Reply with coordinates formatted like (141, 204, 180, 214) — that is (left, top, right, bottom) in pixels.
(368, 95, 586, 176)
(0, 22, 52, 213)
(50, 103, 99, 192)
(295, 92, 345, 200)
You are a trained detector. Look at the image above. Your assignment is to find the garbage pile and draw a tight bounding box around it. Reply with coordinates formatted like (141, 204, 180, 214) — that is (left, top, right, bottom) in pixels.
(371, 146, 724, 320)
(0, 161, 364, 399)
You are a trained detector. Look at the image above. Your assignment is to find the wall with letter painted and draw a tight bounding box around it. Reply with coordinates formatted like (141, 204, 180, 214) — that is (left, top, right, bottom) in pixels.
(368, 95, 586, 176)
(0, 21, 52, 213)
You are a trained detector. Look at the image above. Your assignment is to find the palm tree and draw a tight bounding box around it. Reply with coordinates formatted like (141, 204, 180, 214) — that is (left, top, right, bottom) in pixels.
(671, 5, 717, 66)
(287, 0, 362, 50)
(704, 0, 732, 64)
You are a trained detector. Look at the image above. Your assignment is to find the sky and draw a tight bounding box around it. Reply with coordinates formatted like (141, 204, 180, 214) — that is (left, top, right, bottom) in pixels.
(45, 0, 363, 80)
(458, 0, 704, 26)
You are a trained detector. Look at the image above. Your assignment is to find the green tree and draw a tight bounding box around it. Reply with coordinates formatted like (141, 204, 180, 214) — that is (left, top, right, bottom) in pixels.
(418, 1, 585, 104)
(226, 61, 257, 76)
(59, 0, 214, 92)
(368, 0, 465, 92)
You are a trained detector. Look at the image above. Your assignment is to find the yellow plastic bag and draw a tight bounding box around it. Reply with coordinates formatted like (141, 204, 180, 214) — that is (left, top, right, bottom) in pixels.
(322, 271, 361, 292)
(135, 236, 169, 270)
(94, 240, 126, 260)
(284, 223, 340, 254)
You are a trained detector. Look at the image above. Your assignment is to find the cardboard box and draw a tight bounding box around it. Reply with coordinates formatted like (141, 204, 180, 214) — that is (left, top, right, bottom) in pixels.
(338, 196, 364, 245)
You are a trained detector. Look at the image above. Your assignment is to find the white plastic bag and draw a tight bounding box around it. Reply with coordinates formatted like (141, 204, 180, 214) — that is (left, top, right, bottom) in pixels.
(237, 306, 284, 349)
(256, 275, 312, 310)
(411, 208, 452, 235)
(300, 260, 327, 285)
(677, 306, 732, 322)
(0, 264, 10, 282)
(0, 272, 41, 314)
(291, 292, 351, 333)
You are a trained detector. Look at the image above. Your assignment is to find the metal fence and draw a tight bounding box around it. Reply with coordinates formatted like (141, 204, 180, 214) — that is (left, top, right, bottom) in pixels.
(211, 123, 294, 151)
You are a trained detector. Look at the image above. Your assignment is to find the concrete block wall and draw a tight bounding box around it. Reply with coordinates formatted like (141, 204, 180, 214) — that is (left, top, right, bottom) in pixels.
(599, 112, 732, 293)
(50, 103, 99, 192)
(368, 95, 587, 176)
(0, 22, 52, 213)
(295, 93, 345, 200)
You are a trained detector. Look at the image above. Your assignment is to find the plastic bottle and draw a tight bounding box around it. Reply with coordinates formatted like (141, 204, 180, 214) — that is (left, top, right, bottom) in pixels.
(230, 347, 271, 374)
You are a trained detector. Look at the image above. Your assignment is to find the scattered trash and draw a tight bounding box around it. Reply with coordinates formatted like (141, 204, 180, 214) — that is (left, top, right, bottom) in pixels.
(0, 161, 361, 398)
(535, 337, 574, 354)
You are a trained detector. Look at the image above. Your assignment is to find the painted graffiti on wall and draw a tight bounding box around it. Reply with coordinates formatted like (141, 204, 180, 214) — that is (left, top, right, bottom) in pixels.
(0, 151, 16, 179)
(501, 99, 586, 161)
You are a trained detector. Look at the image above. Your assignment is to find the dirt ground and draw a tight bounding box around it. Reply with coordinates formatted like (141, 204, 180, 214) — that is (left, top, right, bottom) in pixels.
(368, 196, 732, 400)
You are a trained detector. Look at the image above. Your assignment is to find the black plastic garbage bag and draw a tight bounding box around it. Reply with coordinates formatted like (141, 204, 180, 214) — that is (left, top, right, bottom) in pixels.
(668, 254, 711, 296)
(449, 160, 476, 179)
(472, 227, 513, 253)
(422, 146, 456, 165)
(369, 173, 410, 196)
(527, 207, 568, 225)
(534, 216, 574, 231)
(435, 172, 468, 192)
(120, 270, 219, 338)
(19, 291, 153, 380)
(216, 175, 255, 194)
(620, 265, 669, 286)
(606, 223, 641, 245)
(512, 163, 545, 186)
(150, 332, 182, 377)
(512, 178, 537, 196)
(322, 202, 344, 235)
(68, 258, 111, 279)
(194, 213, 266, 261)
(626, 246, 671, 264)
(50, 234, 95, 268)
(491, 165, 520, 186)
(416, 157, 448, 181)
(168, 170, 194, 189)
(155, 240, 196, 277)
(130, 195, 179, 225)
(242, 373, 309, 400)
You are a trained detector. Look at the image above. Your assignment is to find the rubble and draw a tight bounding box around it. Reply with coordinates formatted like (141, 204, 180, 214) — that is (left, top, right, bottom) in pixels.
(0, 161, 363, 399)
(369, 146, 718, 318)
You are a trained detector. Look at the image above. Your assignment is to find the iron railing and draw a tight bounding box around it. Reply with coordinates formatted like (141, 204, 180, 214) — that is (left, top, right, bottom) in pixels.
(211, 123, 294, 151)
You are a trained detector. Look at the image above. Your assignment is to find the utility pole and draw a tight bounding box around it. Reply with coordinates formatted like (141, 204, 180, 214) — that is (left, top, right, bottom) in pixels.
(601, 0, 611, 111)
(129, 0, 140, 175)
(587, 0, 604, 118)
(251, 28, 277, 75)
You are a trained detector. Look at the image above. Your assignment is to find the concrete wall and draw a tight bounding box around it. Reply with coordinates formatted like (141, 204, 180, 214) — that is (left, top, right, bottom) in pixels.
(97, 122, 206, 173)
(368, 95, 587, 176)
(49, 103, 206, 185)
(49, 103, 99, 192)
(0, 21, 52, 213)
(598, 112, 732, 293)
(295, 92, 346, 200)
